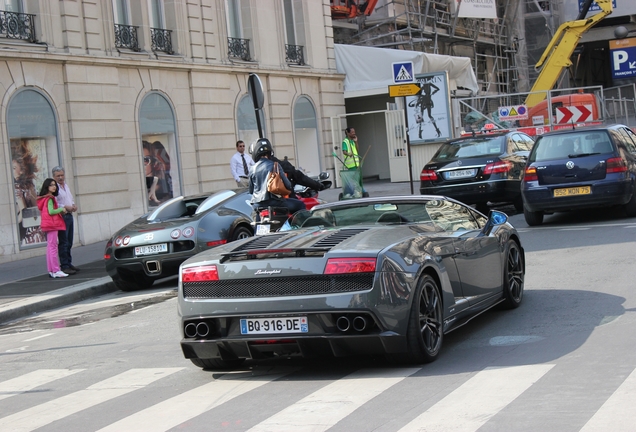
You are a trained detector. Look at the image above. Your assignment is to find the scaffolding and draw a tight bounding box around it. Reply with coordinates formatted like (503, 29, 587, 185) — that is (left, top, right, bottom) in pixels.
(332, 0, 527, 97)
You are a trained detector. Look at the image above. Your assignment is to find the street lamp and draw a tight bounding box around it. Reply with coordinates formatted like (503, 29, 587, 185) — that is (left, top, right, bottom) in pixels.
(614, 26, 636, 39)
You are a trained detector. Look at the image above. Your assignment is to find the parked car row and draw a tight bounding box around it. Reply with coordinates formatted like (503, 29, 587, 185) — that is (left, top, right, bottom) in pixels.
(420, 124, 636, 226)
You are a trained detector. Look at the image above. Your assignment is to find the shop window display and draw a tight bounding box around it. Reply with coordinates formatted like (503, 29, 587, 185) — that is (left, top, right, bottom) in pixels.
(7, 89, 60, 249)
(139, 93, 179, 207)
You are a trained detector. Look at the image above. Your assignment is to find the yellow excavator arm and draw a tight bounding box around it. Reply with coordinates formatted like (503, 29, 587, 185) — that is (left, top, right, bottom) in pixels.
(525, 0, 613, 108)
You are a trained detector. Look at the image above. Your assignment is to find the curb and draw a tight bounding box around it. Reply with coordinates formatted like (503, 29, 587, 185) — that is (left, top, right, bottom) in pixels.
(0, 276, 118, 325)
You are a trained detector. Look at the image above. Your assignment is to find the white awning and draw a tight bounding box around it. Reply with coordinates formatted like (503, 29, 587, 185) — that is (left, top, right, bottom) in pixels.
(334, 44, 479, 98)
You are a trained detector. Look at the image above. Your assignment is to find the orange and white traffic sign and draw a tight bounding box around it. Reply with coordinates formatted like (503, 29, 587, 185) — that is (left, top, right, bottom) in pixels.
(555, 105, 593, 124)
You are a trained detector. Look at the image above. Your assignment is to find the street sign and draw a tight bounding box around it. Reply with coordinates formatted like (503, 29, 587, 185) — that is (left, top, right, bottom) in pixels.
(392, 62, 414, 83)
(498, 105, 528, 121)
(610, 38, 636, 79)
(388, 83, 421, 97)
(555, 105, 593, 124)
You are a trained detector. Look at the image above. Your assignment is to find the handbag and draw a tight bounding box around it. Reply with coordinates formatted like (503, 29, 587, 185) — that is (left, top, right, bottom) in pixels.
(267, 162, 291, 197)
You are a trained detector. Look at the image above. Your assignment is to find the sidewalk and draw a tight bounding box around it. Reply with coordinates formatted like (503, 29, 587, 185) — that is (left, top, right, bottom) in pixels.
(0, 179, 417, 324)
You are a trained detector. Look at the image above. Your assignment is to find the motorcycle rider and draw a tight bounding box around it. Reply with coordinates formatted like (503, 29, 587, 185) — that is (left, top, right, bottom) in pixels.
(249, 141, 326, 198)
(249, 138, 305, 216)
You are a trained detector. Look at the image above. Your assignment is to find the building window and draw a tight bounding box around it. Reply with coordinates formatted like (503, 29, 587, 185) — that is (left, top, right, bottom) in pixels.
(139, 93, 180, 208)
(237, 94, 266, 149)
(112, 0, 130, 24)
(293, 96, 320, 176)
(113, 0, 139, 51)
(149, 0, 172, 54)
(7, 89, 60, 250)
(0, 0, 36, 43)
(226, 0, 251, 60)
(283, 0, 304, 65)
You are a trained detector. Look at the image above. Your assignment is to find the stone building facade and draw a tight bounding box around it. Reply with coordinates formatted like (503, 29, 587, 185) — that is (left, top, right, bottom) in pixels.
(0, 0, 345, 262)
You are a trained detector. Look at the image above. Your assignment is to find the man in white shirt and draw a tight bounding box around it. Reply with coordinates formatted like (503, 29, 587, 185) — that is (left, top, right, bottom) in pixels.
(52, 166, 79, 275)
(230, 140, 254, 188)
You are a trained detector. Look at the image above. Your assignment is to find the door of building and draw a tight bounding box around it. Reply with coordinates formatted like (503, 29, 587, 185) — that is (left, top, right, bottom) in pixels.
(330, 109, 407, 187)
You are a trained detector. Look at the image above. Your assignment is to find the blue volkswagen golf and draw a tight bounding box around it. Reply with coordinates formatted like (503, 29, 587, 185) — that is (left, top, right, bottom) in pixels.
(521, 125, 636, 226)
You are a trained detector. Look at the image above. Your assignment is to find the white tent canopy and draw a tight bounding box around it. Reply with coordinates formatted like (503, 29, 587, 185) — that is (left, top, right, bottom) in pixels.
(334, 44, 479, 97)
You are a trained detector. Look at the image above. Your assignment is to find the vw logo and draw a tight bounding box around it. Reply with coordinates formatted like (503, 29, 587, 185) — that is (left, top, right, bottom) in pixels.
(144, 233, 154, 241)
(457, 160, 462, 166)
(566, 161, 575, 169)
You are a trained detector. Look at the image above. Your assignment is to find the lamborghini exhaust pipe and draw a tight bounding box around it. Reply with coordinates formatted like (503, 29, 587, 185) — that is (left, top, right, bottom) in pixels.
(184, 323, 197, 338)
(184, 321, 211, 338)
(336, 316, 350, 332)
(353, 316, 368, 332)
(196, 322, 210, 337)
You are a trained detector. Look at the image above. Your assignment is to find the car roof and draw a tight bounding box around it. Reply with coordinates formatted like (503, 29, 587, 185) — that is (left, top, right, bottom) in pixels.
(539, 124, 629, 137)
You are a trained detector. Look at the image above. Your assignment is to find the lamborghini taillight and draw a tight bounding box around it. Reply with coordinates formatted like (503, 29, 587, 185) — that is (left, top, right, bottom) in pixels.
(324, 258, 376, 274)
(182, 265, 219, 282)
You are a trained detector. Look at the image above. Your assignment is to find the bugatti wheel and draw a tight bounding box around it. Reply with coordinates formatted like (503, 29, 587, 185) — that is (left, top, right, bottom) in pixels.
(502, 240, 524, 309)
(230, 225, 252, 241)
(405, 274, 443, 363)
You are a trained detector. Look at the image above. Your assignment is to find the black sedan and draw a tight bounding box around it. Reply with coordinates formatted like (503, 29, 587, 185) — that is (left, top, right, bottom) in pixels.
(178, 195, 525, 369)
(105, 190, 253, 291)
(420, 131, 534, 213)
(521, 124, 636, 226)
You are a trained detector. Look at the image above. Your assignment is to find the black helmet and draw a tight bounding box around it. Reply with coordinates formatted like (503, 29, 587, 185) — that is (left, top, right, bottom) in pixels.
(251, 138, 273, 162)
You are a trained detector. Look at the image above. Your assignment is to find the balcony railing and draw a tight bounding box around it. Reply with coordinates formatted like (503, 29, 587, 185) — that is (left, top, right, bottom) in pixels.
(114, 23, 140, 51)
(0, 10, 36, 43)
(285, 44, 305, 65)
(227, 37, 250, 61)
(150, 27, 173, 54)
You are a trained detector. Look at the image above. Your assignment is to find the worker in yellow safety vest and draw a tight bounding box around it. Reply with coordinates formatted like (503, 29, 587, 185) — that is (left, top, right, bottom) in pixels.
(342, 127, 360, 169)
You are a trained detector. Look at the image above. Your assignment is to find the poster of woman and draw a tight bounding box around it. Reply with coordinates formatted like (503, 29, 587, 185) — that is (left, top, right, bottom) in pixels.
(405, 71, 452, 144)
(11, 139, 47, 247)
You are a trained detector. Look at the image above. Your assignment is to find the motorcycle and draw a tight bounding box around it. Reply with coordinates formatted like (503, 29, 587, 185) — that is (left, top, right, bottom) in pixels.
(254, 172, 332, 235)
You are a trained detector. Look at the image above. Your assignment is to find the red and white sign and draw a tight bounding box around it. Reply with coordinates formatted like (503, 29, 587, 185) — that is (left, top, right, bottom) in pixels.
(555, 105, 593, 124)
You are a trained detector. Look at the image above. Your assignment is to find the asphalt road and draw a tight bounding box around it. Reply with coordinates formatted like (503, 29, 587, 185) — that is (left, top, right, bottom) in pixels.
(0, 204, 635, 431)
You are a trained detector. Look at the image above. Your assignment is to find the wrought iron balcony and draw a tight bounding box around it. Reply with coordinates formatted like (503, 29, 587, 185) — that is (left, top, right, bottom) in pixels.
(0, 10, 36, 43)
(285, 44, 305, 65)
(114, 23, 140, 51)
(151, 27, 173, 54)
(227, 37, 251, 61)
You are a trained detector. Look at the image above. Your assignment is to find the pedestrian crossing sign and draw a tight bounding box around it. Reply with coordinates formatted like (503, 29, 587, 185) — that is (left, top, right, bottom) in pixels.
(392, 62, 415, 83)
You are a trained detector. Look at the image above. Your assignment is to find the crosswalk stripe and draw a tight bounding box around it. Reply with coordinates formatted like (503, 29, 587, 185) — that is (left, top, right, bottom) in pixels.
(0, 368, 182, 432)
(0, 369, 83, 402)
(579, 368, 636, 432)
(398, 364, 554, 432)
(97, 368, 295, 432)
(248, 367, 421, 432)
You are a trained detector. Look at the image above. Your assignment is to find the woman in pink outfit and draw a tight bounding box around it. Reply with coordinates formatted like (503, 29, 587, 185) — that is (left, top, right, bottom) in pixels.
(36, 178, 69, 278)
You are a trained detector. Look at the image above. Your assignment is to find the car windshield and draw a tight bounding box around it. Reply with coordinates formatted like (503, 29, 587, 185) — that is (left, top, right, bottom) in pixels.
(288, 199, 482, 232)
(531, 131, 614, 162)
(435, 136, 505, 160)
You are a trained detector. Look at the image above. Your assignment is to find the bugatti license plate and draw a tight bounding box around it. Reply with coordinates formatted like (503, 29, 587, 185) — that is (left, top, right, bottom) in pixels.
(134, 243, 168, 256)
(240, 317, 309, 335)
